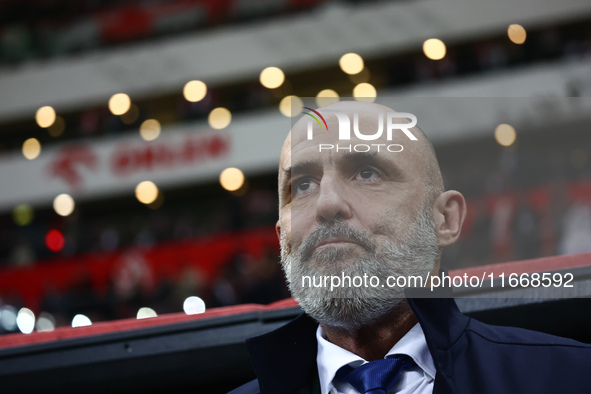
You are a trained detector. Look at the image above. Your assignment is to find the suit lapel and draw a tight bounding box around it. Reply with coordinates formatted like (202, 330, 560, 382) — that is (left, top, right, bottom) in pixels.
(247, 313, 319, 394)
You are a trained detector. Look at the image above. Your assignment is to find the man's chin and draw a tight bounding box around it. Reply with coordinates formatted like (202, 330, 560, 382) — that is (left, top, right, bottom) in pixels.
(298, 298, 403, 330)
(295, 295, 404, 329)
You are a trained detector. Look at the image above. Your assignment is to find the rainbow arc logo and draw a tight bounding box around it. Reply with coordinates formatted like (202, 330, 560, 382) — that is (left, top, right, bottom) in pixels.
(303, 107, 328, 131)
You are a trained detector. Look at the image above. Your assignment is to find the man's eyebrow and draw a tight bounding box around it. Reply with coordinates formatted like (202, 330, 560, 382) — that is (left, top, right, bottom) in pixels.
(279, 160, 322, 197)
(282, 161, 322, 177)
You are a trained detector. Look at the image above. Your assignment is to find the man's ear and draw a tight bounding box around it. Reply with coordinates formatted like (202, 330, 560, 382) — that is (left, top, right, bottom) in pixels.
(433, 190, 467, 248)
(275, 220, 281, 241)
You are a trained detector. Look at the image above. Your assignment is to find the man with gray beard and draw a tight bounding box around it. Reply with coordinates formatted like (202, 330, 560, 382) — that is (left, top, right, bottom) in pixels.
(281, 201, 439, 330)
(230, 101, 591, 394)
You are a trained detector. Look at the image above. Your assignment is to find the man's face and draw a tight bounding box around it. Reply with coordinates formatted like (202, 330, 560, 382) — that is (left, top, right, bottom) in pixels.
(277, 105, 441, 328)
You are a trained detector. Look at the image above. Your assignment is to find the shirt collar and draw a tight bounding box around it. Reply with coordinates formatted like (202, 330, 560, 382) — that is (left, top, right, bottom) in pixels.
(316, 323, 436, 394)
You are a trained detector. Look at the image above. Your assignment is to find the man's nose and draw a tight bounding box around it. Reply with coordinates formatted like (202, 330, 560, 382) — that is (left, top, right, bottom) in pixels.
(315, 175, 353, 223)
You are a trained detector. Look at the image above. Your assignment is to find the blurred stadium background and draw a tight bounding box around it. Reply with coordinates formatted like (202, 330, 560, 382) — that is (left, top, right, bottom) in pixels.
(0, 0, 591, 390)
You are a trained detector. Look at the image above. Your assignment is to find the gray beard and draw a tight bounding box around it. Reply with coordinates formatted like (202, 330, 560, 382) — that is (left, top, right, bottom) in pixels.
(280, 206, 440, 330)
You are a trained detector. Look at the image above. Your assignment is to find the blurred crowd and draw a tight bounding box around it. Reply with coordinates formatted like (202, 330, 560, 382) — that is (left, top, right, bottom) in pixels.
(0, 244, 289, 334)
(1, 187, 278, 265)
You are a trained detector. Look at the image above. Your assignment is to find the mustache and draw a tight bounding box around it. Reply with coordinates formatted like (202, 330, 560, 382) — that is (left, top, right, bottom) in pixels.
(298, 221, 375, 261)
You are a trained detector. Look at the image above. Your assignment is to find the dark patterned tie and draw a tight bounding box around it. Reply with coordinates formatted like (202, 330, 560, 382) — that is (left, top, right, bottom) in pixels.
(336, 356, 415, 394)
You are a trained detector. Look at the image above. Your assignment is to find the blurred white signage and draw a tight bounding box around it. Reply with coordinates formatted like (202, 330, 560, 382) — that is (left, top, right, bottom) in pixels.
(0, 113, 288, 210)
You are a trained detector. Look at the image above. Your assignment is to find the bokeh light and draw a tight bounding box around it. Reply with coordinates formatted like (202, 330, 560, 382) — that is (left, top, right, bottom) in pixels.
(259, 67, 285, 89)
(339, 53, 364, 75)
(315, 89, 340, 107)
(72, 314, 92, 327)
(140, 119, 161, 141)
(208, 107, 232, 129)
(183, 80, 207, 102)
(183, 296, 206, 315)
(423, 38, 446, 60)
(22, 138, 41, 160)
(137, 307, 158, 319)
(53, 193, 75, 216)
(494, 123, 517, 146)
(0, 305, 17, 331)
(108, 93, 131, 115)
(353, 83, 377, 102)
(508, 24, 527, 44)
(220, 168, 245, 191)
(16, 308, 35, 334)
(36, 106, 56, 128)
(13, 204, 34, 226)
(45, 229, 65, 252)
(36, 312, 56, 332)
(279, 95, 303, 117)
(135, 181, 159, 204)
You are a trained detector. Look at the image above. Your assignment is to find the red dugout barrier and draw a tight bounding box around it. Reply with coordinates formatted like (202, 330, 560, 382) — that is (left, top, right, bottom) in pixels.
(0, 298, 298, 350)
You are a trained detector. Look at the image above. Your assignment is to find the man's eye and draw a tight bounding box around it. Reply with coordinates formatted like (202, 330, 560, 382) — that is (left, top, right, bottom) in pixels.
(356, 168, 379, 181)
(292, 178, 318, 197)
(298, 180, 311, 191)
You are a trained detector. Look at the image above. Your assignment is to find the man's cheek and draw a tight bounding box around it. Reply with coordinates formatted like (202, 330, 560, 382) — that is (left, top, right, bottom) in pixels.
(280, 231, 292, 256)
(288, 220, 303, 250)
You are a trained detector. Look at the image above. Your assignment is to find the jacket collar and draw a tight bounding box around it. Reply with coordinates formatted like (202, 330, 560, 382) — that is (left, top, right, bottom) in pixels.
(405, 286, 470, 352)
(405, 286, 470, 394)
(246, 312, 319, 394)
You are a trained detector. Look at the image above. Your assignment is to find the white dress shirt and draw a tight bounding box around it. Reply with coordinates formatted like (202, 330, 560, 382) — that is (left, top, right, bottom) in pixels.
(316, 323, 435, 394)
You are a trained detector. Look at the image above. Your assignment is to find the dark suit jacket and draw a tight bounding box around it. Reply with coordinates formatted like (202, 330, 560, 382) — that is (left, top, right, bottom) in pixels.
(230, 289, 591, 394)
